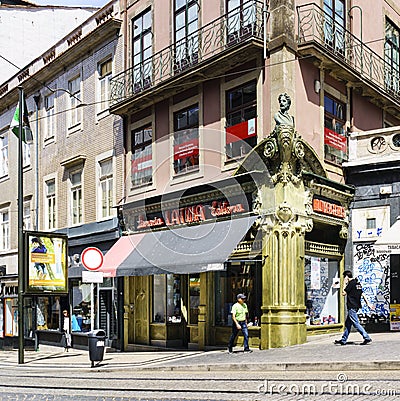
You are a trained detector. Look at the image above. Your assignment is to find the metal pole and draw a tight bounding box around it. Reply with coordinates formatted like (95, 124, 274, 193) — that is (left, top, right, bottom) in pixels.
(33, 95, 40, 230)
(91, 282, 94, 332)
(348, 5, 363, 73)
(17, 86, 25, 364)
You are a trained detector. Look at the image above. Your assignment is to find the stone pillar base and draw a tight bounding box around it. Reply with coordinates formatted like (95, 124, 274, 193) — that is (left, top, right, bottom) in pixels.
(260, 306, 307, 349)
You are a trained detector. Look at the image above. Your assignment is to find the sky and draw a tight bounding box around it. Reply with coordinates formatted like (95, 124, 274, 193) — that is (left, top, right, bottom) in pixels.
(33, 0, 108, 6)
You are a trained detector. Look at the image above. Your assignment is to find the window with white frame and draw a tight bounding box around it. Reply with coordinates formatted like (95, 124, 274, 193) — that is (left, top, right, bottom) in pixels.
(70, 171, 83, 225)
(68, 76, 81, 127)
(23, 201, 31, 231)
(131, 125, 153, 186)
(98, 158, 114, 219)
(23, 141, 31, 167)
(173, 105, 199, 175)
(45, 179, 56, 230)
(0, 134, 8, 177)
(44, 93, 55, 140)
(385, 18, 400, 94)
(0, 209, 10, 251)
(98, 58, 112, 112)
(132, 8, 152, 92)
(174, 0, 198, 68)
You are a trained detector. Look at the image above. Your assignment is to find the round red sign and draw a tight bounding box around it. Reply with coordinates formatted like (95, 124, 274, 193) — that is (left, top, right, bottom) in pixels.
(81, 247, 103, 271)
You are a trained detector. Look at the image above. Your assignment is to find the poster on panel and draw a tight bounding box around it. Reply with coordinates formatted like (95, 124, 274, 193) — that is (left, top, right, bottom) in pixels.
(25, 231, 68, 294)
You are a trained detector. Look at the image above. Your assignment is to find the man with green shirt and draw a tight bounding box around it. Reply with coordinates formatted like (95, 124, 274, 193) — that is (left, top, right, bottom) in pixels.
(228, 293, 252, 353)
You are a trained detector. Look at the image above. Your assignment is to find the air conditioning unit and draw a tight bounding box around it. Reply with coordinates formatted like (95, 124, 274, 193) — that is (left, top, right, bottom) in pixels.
(380, 185, 392, 195)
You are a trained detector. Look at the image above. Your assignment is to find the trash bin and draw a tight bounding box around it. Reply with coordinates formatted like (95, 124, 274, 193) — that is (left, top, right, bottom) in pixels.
(88, 329, 106, 367)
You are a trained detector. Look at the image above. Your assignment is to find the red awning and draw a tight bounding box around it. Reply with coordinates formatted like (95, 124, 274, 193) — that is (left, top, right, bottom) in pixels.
(100, 233, 146, 277)
(100, 216, 257, 277)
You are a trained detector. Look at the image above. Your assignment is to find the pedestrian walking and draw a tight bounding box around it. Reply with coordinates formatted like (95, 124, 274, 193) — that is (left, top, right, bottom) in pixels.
(62, 309, 72, 351)
(228, 293, 252, 353)
(335, 270, 375, 346)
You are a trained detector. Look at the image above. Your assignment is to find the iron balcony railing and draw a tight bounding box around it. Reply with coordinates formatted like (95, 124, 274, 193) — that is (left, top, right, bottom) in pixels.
(110, 0, 265, 106)
(297, 3, 400, 104)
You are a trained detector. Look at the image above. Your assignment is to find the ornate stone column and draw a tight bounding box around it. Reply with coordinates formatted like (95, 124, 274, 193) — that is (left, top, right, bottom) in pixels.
(259, 123, 311, 349)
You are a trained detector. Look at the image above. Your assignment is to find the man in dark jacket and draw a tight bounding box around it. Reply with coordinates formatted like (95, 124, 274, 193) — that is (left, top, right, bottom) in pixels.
(335, 270, 375, 345)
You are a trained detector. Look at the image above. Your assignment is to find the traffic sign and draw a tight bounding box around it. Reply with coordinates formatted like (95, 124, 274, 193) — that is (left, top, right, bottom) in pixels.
(81, 247, 103, 271)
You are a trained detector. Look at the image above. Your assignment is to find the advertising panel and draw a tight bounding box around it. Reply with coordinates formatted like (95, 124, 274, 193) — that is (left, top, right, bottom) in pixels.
(25, 231, 68, 294)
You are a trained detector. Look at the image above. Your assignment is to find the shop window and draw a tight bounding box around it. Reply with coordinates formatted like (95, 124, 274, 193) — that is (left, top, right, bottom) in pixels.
(36, 296, 64, 330)
(153, 275, 166, 322)
(215, 261, 261, 326)
(152, 274, 182, 323)
(0, 301, 3, 337)
(324, 94, 347, 165)
(71, 280, 95, 332)
(131, 125, 153, 186)
(189, 274, 200, 324)
(305, 256, 340, 326)
(173, 105, 199, 175)
(4, 298, 18, 336)
(225, 81, 257, 159)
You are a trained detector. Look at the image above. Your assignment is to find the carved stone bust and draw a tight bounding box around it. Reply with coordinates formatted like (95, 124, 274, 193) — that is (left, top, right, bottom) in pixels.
(274, 93, 295, 128)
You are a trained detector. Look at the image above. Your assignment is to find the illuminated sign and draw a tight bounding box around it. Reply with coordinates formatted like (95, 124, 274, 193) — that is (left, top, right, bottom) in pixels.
(313, 198, 345, 219)
(136, 200, 247, 230)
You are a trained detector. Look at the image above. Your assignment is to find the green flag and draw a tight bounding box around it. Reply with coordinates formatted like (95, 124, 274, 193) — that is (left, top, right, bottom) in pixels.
(10, 100, 33, 143)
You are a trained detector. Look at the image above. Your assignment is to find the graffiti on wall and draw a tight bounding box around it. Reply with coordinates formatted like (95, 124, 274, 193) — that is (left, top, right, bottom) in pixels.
(353, 243, 390, 317)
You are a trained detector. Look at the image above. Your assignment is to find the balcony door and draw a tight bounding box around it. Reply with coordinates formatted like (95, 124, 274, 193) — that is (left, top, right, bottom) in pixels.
(132, 8, 152, 93)
(226, 0, 257, 45)
(174, 0, 199, 72)
(323, 0, 345, 55)
(385, 19, 400, 95)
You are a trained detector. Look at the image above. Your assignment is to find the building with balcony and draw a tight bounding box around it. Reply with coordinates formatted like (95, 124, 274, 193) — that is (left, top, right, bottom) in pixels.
(344, 125, 400, 332)
(1, 0, 399, 352)
(0, 0, 123, 348)
(98, 0, 400, 351)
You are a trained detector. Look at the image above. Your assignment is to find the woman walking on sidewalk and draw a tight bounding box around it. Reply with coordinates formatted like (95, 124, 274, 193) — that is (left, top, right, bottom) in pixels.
(335, 270, 375, 346)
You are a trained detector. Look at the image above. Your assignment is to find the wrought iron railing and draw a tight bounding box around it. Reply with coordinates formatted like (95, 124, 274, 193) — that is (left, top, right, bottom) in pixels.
(110, 0, 265, 106)
(297, 3, 400, 104)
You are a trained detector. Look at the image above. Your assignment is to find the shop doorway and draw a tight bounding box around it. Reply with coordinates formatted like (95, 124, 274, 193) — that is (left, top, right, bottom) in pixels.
(128, 276, 149, 344)
(98, 289, 116, 343)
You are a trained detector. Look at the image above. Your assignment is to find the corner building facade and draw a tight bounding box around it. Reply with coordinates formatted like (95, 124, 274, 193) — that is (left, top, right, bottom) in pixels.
(105, 0, 400, 349)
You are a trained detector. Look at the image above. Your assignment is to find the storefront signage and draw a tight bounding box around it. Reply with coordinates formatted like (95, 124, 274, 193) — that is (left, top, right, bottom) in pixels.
(0, 283, 18, 297)
(137, 200, 247, 230)
(313, 198, 345, 219)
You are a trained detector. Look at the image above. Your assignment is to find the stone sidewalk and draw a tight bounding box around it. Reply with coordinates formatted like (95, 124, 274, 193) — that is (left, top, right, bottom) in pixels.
(1, 331, 399, 372)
